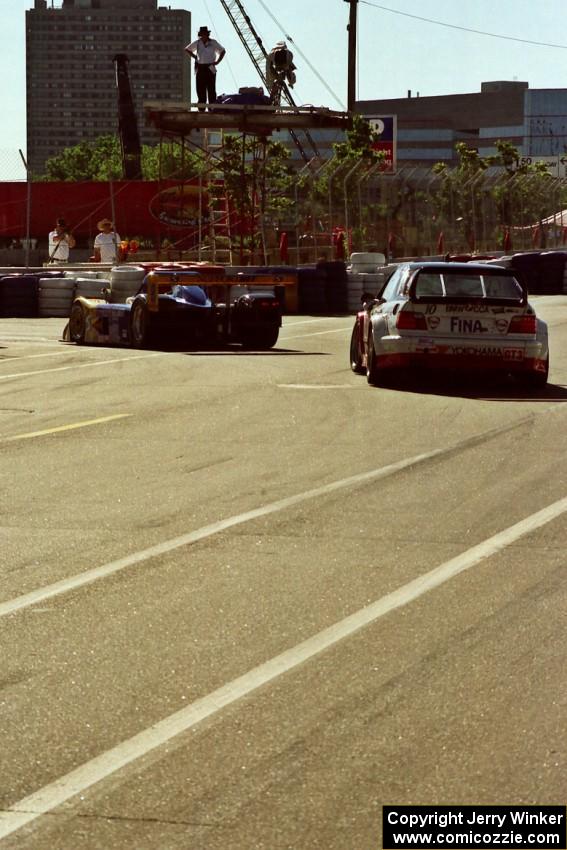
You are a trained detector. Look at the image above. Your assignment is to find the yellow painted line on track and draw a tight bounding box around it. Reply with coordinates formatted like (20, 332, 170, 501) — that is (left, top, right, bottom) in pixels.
(2, 414, 132, 442)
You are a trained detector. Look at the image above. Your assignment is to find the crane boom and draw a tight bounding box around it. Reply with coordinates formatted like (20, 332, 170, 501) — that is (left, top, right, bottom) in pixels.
(218, 0, 320, 163)
(113, 53, 142, 180)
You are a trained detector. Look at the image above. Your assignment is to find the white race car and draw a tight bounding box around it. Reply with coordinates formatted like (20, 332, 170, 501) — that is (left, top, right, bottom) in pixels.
(350, 262, 549, 387)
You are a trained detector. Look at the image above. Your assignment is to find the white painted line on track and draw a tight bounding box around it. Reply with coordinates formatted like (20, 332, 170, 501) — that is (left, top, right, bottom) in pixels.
(279, 327, 351, 340)
(0, 351, 72, 363)
(277, 384, 358, 389)
(0, 351, 164, 380)
(1, 493, 566, 842)
(0, 416, 539, 621)
(1, 414, 132, 443)
(282, 318, 352, 327)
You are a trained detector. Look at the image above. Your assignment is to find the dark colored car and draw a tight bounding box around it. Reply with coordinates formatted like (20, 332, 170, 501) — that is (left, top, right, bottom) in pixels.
(67, 270, 282, 350)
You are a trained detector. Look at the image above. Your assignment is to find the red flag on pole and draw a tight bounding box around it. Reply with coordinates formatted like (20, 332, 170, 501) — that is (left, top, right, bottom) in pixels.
(334, 230, 345, 260)
(503, 229, 512, 252)
(279, 231, 289, 263)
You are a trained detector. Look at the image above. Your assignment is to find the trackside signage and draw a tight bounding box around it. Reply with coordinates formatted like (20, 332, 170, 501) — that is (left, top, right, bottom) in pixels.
(367, 114, 397, 173)
(383, 806, 567, 849)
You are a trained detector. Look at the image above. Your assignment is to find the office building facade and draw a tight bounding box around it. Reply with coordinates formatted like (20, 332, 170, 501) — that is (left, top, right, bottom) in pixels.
(357, 81, 567, 171)
(26, 0, 191, 174)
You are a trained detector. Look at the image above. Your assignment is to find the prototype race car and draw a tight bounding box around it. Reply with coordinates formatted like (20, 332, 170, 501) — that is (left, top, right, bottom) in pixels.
(67, 269, 283, 350)
(350, 262, 549, 387)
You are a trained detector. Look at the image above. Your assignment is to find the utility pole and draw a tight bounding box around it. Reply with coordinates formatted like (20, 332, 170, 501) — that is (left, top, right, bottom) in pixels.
(344, 0, 358, 113)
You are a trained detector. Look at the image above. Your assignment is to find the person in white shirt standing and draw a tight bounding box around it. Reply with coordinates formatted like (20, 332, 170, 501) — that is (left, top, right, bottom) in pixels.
(94, 218, 121, 265)
(48, 218, 76, 264)
(185, 25, 226, 112)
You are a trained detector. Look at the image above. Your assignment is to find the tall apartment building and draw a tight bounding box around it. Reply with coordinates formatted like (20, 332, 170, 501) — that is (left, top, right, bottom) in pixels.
(26, 0, 191, 174)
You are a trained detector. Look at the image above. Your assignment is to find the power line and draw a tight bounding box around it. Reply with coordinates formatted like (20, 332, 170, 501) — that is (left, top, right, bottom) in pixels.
(255, 0, 346, 109)
(360, 1, 567, 50)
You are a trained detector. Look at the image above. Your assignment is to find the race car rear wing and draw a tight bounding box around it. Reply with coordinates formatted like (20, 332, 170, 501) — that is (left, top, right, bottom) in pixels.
(145, 269, 297, 312)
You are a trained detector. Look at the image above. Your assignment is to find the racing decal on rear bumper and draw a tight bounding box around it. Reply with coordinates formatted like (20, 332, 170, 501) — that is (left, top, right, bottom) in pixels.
(449, 318, 488, 333)
(442, 345, 524, 359)
(445, 304, 490, 313)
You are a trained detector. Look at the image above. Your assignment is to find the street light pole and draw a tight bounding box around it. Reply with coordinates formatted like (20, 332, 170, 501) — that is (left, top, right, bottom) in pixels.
(344, 0, 358, 113)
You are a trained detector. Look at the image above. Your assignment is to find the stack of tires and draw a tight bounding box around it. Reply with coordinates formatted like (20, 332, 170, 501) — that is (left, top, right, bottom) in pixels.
(74, 276, 108, 299)
(346, 272, 385, 313)
(62, 270, 105, 298)
(38, 277, 76, 317)
(539, 251, 567, 294)
(0, 274, 40, 317)
(108, 265, 145, 303)
(346, 252, 386, 274)
(319, 261, 348, 313)
(297, 265, 327, 314)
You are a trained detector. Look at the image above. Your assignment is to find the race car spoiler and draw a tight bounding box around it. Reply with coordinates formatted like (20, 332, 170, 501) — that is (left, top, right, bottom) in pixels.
(145, 269, 297, 312)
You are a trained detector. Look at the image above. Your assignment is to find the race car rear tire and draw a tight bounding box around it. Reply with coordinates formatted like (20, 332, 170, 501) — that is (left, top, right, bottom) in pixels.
(240, 326, 279, 350)
(521, 355, 549, 388)
(129, 299, 150, 348)
(350, 323, 365, 373)
(366, 331, 381, 385)
(69, 301, 87, 344)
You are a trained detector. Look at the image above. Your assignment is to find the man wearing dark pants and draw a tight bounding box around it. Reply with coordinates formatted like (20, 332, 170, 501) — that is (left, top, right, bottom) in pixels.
(185, 26, 226, 112)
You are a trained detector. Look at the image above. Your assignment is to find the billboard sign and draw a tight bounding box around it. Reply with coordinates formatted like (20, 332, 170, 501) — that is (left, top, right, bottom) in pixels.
(367, 114, 397, 173)
(518, 155, 567, 178)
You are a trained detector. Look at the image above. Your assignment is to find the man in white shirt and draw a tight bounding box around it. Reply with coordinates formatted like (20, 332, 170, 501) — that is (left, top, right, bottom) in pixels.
(94, 218, 121, 265)
(48, 218, 76, 264)
(185, 26, 226, 112)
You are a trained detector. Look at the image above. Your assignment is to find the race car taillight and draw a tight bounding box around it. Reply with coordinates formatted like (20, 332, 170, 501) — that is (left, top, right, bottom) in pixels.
(508, 315, 536, 334)
(396, 310, 427, 331)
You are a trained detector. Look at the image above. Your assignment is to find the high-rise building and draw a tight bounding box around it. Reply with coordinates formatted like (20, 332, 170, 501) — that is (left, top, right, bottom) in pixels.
(26, 0, 191, 174)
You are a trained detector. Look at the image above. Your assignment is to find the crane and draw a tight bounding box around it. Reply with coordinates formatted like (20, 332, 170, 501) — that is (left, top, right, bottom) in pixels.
(218, 0, 320, 164)
(113, 53, 142, 180)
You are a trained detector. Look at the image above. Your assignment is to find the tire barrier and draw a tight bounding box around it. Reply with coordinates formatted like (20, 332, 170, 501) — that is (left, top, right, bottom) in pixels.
(38, 276, 76, 318)
(74, 277, 108, 299)
(346, 252, 386, 274)
(108, 265, 145, 303)
(319, 260, 348, 313)
(538, 251, 567, 294)
(0, 274, 40, 318)
(346, 270, 394, 313)
(506, 251, 567, 295)
(297, 265, 327, 314)
(64, 270, 99, 280)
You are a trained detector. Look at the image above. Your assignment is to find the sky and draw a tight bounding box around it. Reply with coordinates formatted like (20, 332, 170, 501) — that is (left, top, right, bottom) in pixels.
(1, 0, 567, 179)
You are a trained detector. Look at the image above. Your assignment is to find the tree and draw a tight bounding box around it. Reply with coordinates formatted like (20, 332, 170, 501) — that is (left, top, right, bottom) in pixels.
(292, 114, 387, 252)
(214, 133, 294, 257)
(430, 140, 565, 252)
(38, 135, 204, 181)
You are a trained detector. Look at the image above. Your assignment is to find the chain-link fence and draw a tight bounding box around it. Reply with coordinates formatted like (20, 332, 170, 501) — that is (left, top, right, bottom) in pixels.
(0, 149, 27, 182)
(3, 143, 567, 267)
(268, 160, 567, 265)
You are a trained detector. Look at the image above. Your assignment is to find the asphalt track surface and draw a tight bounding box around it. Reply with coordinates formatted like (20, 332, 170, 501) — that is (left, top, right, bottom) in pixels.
(1, 298, 567, 849)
